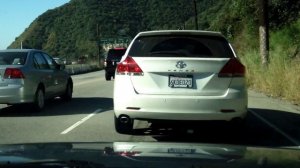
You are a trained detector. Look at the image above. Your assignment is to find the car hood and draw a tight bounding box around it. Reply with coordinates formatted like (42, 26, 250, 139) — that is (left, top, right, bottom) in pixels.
(0, 142, 299, 167)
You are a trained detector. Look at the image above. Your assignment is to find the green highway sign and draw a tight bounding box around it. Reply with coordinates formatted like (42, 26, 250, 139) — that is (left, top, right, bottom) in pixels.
(99, 37, 131, 45)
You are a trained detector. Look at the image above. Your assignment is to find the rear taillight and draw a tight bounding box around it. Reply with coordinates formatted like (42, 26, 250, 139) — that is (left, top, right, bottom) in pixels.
(116, 56, 143, 76)
(4, 68, 25, 79)
(218, 58, 245, 77)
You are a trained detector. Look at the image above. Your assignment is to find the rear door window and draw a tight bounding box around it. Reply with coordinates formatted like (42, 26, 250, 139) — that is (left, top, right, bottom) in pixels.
(43, 53, 57, 70)
(129, 35, 234, 58)
(107, 49, 126, 61)
(33, 52, 49, 70)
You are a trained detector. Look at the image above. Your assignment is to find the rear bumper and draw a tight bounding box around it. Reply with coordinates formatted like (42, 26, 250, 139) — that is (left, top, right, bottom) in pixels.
(114, 89, 248, 121)
(0, 84, 33, 104)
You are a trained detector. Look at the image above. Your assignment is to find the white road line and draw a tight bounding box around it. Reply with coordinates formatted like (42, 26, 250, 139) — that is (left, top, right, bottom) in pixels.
(74, 78, 102, 87)
(61, 109, 102, 135)
(249, 109, 300, 148)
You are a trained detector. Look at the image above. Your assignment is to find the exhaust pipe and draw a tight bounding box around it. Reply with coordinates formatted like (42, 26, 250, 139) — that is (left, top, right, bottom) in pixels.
(119, 115, 130, 124)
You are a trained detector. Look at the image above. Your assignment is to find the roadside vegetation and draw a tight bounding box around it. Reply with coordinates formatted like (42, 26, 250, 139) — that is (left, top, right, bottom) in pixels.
(240, 20, 300, 104)
(185, 0, 300, 104)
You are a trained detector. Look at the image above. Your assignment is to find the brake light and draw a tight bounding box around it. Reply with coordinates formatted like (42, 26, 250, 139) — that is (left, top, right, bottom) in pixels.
(4, 68, 25, 79)
(114, 47, 126, 50)
(117, 56, 143, 76)
(218, 58, 245, 77)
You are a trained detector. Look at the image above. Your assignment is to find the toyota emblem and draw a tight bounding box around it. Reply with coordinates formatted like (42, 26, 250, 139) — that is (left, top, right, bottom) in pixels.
(176, 61, 187, 69)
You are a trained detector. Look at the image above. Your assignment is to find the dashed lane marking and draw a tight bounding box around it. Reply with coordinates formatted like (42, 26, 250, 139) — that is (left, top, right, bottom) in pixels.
(60, 109, 102, 135)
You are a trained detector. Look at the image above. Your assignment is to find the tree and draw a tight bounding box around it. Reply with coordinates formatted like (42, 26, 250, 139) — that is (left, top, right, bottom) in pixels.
(44, 32, 59, 56)
(258, 0, 269, 66)
(193, 0, 199, 30)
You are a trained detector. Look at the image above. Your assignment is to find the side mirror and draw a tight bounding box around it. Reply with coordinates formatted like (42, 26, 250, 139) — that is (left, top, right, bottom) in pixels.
(60, 64, 66, 70)
(56, 64, 65, 70)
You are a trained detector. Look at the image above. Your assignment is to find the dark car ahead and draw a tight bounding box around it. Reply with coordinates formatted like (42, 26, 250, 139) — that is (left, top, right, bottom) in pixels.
(104, 48, 126, 80)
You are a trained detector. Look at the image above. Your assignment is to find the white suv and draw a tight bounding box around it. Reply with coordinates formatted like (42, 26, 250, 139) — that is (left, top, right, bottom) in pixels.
(113, 30, 247, 134)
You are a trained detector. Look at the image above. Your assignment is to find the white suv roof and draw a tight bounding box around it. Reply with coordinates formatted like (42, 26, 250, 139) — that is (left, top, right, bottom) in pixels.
(136, 30, 224, 38)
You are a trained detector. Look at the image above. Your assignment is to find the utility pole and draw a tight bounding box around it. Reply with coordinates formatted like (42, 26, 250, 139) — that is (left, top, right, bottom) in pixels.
(193, 0, 199, 30)
(97, 24, 101, 67)
(258, 0, 269, 66)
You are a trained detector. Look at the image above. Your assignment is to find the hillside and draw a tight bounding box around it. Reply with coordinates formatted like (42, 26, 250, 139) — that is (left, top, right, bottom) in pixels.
(9, 0, 203, 58)
(9, 0, 300, 57)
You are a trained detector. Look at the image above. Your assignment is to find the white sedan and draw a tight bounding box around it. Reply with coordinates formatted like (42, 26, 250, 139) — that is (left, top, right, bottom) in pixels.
(113, 30, 247, 134)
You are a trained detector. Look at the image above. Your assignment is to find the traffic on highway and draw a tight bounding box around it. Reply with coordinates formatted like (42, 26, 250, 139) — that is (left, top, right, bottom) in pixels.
(0, 0, 300, 167)
(0, 69, 299, 167)
(1, 69, 298, 145)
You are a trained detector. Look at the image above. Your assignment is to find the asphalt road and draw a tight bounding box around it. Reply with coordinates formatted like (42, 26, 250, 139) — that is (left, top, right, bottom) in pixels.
(0, 70, 299, 148)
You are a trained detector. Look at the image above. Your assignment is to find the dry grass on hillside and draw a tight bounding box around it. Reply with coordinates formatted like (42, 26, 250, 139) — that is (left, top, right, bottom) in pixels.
(240, 50, 300, 105)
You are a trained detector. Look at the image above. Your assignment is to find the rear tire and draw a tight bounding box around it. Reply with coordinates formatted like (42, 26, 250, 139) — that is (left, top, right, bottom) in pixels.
(105, 74, 111, 81)
(33, 87, 45, 112)
(62, 81, 72, 101)
(114, 116, 133, 134)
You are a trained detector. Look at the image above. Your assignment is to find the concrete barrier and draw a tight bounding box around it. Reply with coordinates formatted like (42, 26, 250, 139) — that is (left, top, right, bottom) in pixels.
(65, 64, 102, 75)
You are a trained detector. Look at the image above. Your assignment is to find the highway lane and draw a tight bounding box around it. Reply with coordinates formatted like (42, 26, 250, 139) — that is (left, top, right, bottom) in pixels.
(0, 70, 299, 148)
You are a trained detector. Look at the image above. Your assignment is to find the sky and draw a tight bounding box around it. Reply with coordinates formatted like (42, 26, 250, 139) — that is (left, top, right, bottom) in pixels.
(0, 0, 70, 49)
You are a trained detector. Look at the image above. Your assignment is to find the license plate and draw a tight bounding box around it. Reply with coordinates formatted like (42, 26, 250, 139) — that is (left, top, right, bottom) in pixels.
(169, 76, 193, 88)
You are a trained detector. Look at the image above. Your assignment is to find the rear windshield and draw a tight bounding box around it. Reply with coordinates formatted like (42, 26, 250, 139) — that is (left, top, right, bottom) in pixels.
(0, 52, 28, 65)
(129, 35, 234, 58)
(106, 49, 126, 60)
